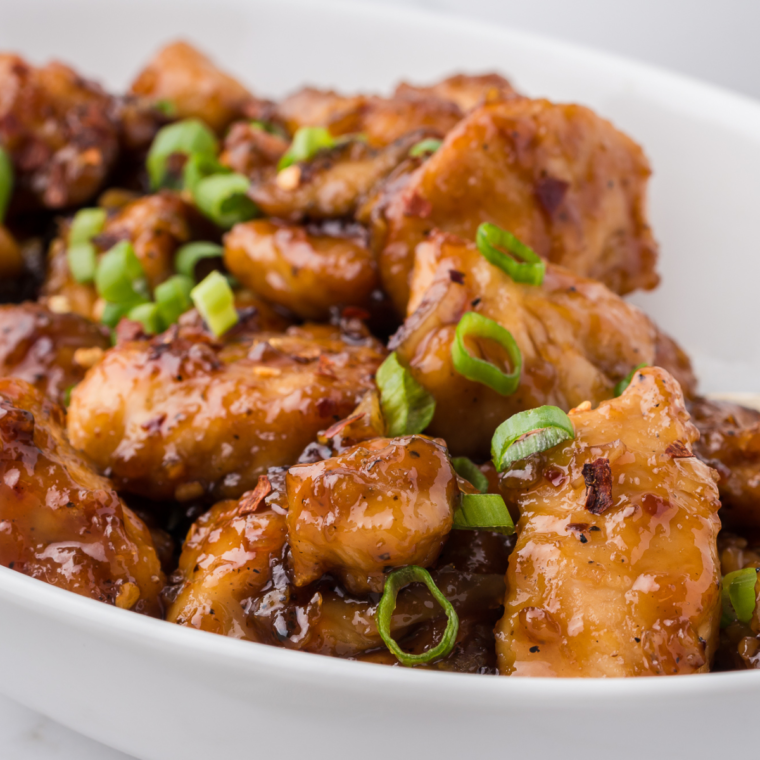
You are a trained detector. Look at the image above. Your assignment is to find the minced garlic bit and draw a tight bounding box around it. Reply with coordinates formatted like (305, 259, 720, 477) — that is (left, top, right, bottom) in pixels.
(47, 295, 72, 314)
(114, 581, 140, 610)
(276, 165, 301, 191)
(73, 346, 105, 369)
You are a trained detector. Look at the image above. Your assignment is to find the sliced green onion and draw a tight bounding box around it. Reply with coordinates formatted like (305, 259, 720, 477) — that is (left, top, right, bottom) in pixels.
(182, 153, 228, 193)
(278, 126, 335, 170)
(376, 566, 459, 666)
(147, 119, 218, 190)
(127, 302, 162, 335)
(69, 208, 107, 245)
(175, 241, 225, 280)
(63, 385, 75, 408)
(721, 567, 759, 627)
(0, 146, 13, 223)
(101, 296, 148, 329)
(409, 138, 442, 157)
(451, 311, 522, 396)
(153, 99, 177, 117)
(453, 493, 514, 535)
(190, 270, 238, 337)
(376, 352, 436, 437)
(95, 241, 146, 303)
(451, 456, 489, 493)
(193, 173, 257, 228)
(155, 274, 194, 328)
(250, 120, 283, 135)
(67, 208, 107, 284)
(476, 222, 545, 286)
(614, 363, 648, 396)
(67, 242, 98, 284)
(492, 405, 575, 472)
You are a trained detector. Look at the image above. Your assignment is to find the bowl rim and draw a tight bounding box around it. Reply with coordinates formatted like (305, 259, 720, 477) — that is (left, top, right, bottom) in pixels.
(4, 0, 760, 697)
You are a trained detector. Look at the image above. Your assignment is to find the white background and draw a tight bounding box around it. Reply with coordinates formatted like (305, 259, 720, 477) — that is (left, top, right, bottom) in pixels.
(2, 0, 757, 757)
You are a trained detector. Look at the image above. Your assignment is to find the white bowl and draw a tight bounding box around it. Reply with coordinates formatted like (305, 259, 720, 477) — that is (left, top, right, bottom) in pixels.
(1, 1, 759, 758)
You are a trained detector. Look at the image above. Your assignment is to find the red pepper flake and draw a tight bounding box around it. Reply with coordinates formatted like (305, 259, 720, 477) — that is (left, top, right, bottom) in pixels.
(238, 476, 272, 516)
(582, 458, 613, 515)
(665, 441, 694, 458)
(322, 413, 364, 440)
(449, 269, 465, 285)
(535, 176, 569, 215)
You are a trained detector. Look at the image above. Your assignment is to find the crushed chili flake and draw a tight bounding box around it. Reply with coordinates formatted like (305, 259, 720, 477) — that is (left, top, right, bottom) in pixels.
(582, 458, 613, 515)
(449, 269, 465, 284)
(535, 176, 569, 215)
(665, 441, 694, 458)
(238, 476, 272, 516)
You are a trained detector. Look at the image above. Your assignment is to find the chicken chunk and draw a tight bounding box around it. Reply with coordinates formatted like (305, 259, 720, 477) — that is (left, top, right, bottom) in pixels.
(42, 191, 196, 320)
(0, 54, 119, 210)
(0, 225, 23, 277)
(390, 232, 694, 459)
(689, 397, 760, 530)
(220, 121, 289, 179)
(372, 97, 659, 313)
(0, 378, 164, 614)
(496, 367, 721, 676)
(394, 72, 517, 112)
(67, 321, 385, 502)
(129, 41, 256, 133)
(249, 131, 431, 222)
(224, 219, 378, 320)
(287, 435, 457, 594)
(0, 303, 109, 406)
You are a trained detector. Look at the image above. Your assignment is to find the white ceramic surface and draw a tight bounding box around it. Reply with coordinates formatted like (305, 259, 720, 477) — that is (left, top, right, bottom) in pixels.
(0, 1, 758, 758)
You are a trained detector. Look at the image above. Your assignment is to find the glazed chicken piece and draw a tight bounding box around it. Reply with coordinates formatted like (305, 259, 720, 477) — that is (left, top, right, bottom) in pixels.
(689, 397, 760, 530)
(371, 97, 659, 313)
(394, 73, 517, 112)
(0, 303, 109, 406)
(287, 435, 457, 594)
(391, 232, 694, 459)
(496, 367, 721, 677)
(129, 41, 257, 133)
(249, 130, 432, 221)
(0, 378, 164, 614)
(224, 219, 378, 320)
(42, 191, 196, 320)
(67, 320, 385, 503)
(0, 225, 23, 278)
(220, 121, 289, 179)
(0, 54, 119, 210)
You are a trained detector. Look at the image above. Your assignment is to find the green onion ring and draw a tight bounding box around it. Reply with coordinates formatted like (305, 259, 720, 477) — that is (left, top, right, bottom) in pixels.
(0, 146, 13, 223)
(721, 567, 759, 627)
(190, 270, 239, 337)
(476, 222, 546, 286)
(376, 566, 459, 666)
(127, 302, 162, 335)
(409, 138, 442, 157)
(146, 119, 218, 190)
(278, 126, 335, 171)
(155, 274, 194, 329)
(95, 241, 146, 304)
(175, 241, 225, 281)
(67, 208, 107, 283)
(451, 457, 489, 493)
(453, 493, 514, 535)
(376, 352, 436, 437)
(451, 312, 522, 396)
(614, 363, 648, 397)
(192, 173, 257, 229)
(492, 405, 575, 472)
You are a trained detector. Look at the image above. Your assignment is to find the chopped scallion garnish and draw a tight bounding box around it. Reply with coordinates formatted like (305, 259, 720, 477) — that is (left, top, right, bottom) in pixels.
(0, 146, 13, 223)
(376, 566, 459, 666)
(153, 99, 177, 117)
(193, 173, 257, 229)
(146, 119, 218, 190)
(451, 456, 489, 493)
(175, 241, 225, 281)
(100, 297, 148, 329)
(190, 270, 238, 337)
(67, 243, 98, 284)
(614, 363, 648, 396)
(451, 312, 522, 396)
(376, 352, 436, 437)
(409, 138, 442, 157)
(155, 274, 194, 329)
(476, 222, 545, 286)
(491, 405, 575, 472)
(721, 567, 759, 627)
(278, 126, 335, 170)
(127, 302, 162, 335)
(182, 153, 228, 194)
(453, 493, 514, 535)
(95, 241, 146, 304)
(67, 208, 107, 284)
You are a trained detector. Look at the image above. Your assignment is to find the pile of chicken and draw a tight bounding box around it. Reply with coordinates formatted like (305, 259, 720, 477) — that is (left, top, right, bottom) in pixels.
(1, 42, 758, 676)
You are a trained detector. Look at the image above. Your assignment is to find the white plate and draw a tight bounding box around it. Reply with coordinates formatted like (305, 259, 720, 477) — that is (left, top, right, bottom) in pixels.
(0, 1, 759, 759)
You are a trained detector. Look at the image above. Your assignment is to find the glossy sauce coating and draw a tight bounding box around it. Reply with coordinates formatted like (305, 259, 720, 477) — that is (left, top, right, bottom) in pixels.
(496, 368, 721, 676)
(372, 97, 659, 313)
(129, 41, 256, 133)
(394, 73, 517, 112)
(224, 219, 378, 320)
(689, 397, 760, 530)
(287, 435, 457, 594)
(392, 233, 693, 459)
(0, 378, 164, 614)
(0, 303, 110, 406)
(67, 322, 385, 502)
